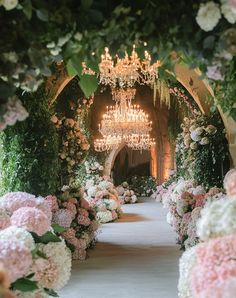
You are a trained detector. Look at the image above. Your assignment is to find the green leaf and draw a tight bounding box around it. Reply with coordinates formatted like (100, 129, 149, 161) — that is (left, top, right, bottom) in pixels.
(66, 59, 78, 77)
(203, 35, 215, 50)
(22, 0, 32, 20)
(52, 223, 66, 233)
(81, 0, 93, 10)
(31, 231, 61, 244)
(79, 74, 98, 98)
(36, 9, 49, 22)
(11, 278, 38, 292)
(44, 288, 59, 297)
(230, 108, 236, 122)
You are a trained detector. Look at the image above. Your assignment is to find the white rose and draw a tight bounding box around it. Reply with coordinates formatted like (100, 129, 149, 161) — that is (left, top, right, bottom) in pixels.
(2, 0, 18, 10)
(200, 137, 209, 145)
(196, 1, 221, 32)
(221, 2, 236, 23)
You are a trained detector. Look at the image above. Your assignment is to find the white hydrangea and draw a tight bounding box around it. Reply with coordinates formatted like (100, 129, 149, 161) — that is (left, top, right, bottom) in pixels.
(196, 1, 221, 31)
(38, 240, 72, 290)
(166, 211, 174, 225)
(99, 180, 114, 190)
(85, 179, 95, 189)
(96, 210, 113, 223)
(87, 186, 99, 198)
(221, 2, 236, 23)
(178, 246, 197, 298)
(103, 198, 119, 210)
(15, 288, 48, 298)
(197, 197, 236, 240)
(188, 185, 206, 196)
(0, 226, 35, 251)
(131, 195, 138, 203)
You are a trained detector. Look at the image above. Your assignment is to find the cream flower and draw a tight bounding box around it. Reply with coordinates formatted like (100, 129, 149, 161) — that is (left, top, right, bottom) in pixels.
(196, 1, 221, 31)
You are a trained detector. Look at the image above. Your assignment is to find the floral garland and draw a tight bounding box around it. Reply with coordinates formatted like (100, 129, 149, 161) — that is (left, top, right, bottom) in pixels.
(51, 96, 93, 185)
(0, 191, 72, 297)
(176, 112, 229, 188)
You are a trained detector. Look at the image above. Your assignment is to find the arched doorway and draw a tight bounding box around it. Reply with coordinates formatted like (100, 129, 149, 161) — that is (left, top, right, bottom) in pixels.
(112, 146, 151, 185)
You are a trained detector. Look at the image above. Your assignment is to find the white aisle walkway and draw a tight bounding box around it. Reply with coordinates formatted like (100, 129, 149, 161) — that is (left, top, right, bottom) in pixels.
(60, 198, 181, 298)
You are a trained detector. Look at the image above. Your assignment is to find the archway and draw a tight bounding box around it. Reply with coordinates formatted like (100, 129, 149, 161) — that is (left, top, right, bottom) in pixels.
(47, 62, 236, 176)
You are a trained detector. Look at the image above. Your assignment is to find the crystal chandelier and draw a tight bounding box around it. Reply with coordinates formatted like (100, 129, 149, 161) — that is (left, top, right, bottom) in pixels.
(94, 88, 155, 151)
(83, 45, 161, 88)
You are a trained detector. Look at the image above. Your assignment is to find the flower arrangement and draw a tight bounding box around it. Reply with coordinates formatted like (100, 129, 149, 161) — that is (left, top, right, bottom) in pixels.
(128, 175, 157, 197)
(0, 191, 72, 297)
(116, 181, 138, 204)
(162, 178, 225, 249)
(46, 185, 100, 260)
(80, 158, 123, 223)
(178, 168, 236, 298)
(176, 112, 228, 188)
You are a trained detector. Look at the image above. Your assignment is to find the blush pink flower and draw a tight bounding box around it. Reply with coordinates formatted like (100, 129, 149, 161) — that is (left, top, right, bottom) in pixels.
(63, 202, 77, 219)
(73, 248, 86, 260)
(68, 198, 77, 204)
(192, 234, 236, 296)
(0, 240, 32, 282)
(52, 209, 73, 228)
(11, 207, 51, 236)
(195, 194, 205, 208)
(80, 198, 90, 210)
(45, 195, 59, 211)
(0, 208, 10, 230)
(111, 210, 118, 220)
(62, 228, 78, 247)
(77, 215, 91, 226)
(0, 192, 36, 214)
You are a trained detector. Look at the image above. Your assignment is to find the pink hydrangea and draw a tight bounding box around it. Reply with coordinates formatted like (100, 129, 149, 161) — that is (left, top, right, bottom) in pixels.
(195, 194, 206, 208)
(11, 207, 51, 236)
(196, 278, 236, 298)
(111, 210, 118, 220)
(0, 208, 11, 230)
(73, 248, 86, 261)
(63, 201, 77, 219)
(192, 234, 236, 296)
(80, 198, 90, 210)
(0, 192, 36, 214)
(75, 238, 87, 250)
(32, 258, 59, 289)
(77, 215, 91, 226)
(68, 198, 77, 204)
(62, 228, 78, 247)
(52, 209, 73, 228)
(45, 195, 59, 211)
(0, 240, 32, 282)
(78, 208, 89, 218)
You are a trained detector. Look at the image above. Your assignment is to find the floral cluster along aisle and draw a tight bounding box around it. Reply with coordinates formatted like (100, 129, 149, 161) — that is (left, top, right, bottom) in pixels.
(178, 169, 236, 298)
(0, 192, 72, 297)
(81, 158, 123, 223)
(116, 182, 138, 204)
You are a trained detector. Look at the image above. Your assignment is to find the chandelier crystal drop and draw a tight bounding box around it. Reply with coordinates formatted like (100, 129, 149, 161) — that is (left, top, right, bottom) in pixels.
(94, 135, 122, 152)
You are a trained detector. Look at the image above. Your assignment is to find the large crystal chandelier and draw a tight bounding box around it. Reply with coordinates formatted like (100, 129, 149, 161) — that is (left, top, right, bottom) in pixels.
(83, 45, 161, 88)
(94, 88, 155, 151)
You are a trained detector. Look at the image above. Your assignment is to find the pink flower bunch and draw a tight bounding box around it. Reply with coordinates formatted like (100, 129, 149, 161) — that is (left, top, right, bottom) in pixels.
(63, 201, 77, 218)
(45, 195, 59, 211)
(62, 228, 78, 247)
(111, 210, 118, 220)
(192, 234, 236, 297)
(0, 192, 36, 214)
(0, 208, 10, 229)
(52, 209, 73, 228)
(11, 207, 51, 236)
(77, 208, 90, 226)
(0, 240, 32, 282)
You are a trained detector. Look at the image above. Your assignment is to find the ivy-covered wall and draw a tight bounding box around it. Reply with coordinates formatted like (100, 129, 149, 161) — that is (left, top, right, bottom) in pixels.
(0, 87, 60, 196)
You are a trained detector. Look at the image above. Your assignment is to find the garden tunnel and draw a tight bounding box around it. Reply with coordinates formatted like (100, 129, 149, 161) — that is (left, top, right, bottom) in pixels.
(45, 62, 235, 186)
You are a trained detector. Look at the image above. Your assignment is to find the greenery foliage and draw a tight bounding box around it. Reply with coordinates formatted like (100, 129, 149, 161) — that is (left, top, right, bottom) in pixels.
(0, 0, 235, 119)
(0, 87, 59, 196)
(128, 175, 157, 197)
(175, 112, 229, 188)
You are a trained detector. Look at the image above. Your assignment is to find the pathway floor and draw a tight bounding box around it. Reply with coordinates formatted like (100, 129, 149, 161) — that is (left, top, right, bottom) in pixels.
(59, 198, 181, 298)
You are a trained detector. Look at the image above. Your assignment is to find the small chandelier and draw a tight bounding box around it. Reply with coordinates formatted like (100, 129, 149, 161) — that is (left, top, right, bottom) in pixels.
(83, 45, 161, 88)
